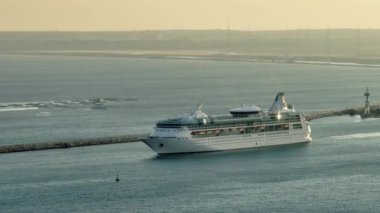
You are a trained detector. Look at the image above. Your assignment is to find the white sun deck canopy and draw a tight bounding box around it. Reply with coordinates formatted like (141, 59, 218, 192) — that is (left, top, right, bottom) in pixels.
(167, 104, 209, 124)
(230, 105, 261, 113)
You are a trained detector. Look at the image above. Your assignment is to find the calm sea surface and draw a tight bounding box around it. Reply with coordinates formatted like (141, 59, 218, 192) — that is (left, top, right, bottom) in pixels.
(0, 55, 379, 212)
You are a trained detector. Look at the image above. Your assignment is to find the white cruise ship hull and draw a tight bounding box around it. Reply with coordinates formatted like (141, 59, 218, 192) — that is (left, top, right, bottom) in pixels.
(143, 130, 311, 154)
(144, 92, 312, 154)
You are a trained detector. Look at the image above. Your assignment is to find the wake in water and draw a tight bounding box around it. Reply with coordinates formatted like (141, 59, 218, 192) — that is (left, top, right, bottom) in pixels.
(330, 132, 380, 140)
(36, 112, 51, 117)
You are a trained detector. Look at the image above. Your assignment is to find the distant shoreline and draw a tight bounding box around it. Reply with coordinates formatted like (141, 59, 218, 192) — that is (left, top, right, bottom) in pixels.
(2, 50, 380, 68)
(2, 30, 380, 67)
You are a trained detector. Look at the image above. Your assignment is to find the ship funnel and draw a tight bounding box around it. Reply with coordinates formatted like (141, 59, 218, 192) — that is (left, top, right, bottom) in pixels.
(269, 92, 294, 113)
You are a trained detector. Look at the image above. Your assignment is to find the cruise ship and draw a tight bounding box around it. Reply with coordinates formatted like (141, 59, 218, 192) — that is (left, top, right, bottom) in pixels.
(143, 93, 311, 154)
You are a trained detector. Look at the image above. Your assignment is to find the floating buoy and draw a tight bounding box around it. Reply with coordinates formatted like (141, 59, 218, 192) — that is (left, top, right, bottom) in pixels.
(116, 174, 120, 182)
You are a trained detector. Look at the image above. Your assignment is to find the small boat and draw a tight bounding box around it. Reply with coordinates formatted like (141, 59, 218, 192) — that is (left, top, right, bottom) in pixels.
(91, 98, 107, 109)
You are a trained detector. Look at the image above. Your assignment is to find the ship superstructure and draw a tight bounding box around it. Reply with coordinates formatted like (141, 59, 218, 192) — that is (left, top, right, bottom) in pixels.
(143, 93, 311, 154)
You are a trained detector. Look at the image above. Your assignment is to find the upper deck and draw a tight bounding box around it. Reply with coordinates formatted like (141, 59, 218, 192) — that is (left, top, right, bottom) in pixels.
(156, 92, 302, 129)
(156, 111, 302, 129)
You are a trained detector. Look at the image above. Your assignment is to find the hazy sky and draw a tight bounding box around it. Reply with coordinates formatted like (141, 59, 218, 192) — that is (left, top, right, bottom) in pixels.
(1, 0, 380, 31)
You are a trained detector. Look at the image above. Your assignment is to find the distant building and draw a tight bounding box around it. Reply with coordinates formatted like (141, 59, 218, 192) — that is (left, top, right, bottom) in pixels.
(363, 88, 370, 117)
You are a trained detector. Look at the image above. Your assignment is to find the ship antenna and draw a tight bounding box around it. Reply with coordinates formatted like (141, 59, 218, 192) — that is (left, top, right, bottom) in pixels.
(197, 103, 203, 111)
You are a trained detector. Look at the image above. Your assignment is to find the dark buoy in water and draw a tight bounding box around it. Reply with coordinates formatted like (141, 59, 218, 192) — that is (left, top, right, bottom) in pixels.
(116, 174, 120, 182)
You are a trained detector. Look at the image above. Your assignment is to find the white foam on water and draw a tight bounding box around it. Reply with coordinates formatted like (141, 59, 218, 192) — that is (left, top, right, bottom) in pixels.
(36, 112, 51, 117)
(0, 107, 38, 112)
(330, 132, 380, 140)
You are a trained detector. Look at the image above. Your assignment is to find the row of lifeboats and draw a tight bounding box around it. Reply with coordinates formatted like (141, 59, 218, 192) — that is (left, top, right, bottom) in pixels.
(191, 128, 234, 136)
(190, 124, 290, 136)
(191, 127, 257, 136)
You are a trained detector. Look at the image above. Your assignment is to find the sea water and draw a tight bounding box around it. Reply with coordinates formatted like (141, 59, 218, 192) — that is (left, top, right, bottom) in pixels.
(0, 55, 379, 212)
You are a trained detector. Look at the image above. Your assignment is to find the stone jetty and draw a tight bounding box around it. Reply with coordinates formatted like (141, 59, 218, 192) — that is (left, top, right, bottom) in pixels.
(304, 103, 380, 121)
(0, 134, 149, 154)
(1, 103, 380, 154)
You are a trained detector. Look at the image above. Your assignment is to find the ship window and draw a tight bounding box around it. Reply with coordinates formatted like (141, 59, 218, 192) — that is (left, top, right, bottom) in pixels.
(282, 124, 290, 131)
(293, 124, 303, 129)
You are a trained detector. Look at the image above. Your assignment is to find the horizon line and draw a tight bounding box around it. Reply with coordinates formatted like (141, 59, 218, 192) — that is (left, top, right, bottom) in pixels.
(0, 27, 379, 33)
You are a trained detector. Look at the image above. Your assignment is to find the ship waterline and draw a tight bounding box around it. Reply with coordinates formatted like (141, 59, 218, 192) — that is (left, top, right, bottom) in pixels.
(144, 131, 311, 154)
(143, 92, 312, 154)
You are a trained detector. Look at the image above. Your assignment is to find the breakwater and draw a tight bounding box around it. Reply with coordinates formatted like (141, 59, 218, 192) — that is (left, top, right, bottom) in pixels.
(1, 104, 379, 154)
(305, 107, 361, 121)
(305, 104, 380, 121)
(0, 134, 148, 154)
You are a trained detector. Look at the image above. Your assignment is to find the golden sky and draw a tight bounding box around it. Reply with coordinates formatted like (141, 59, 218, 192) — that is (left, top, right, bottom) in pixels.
(1, 0, 380, 31)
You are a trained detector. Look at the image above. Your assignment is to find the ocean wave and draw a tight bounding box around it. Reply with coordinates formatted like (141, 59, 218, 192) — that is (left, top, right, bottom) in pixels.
(330, 132, 380, 140)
